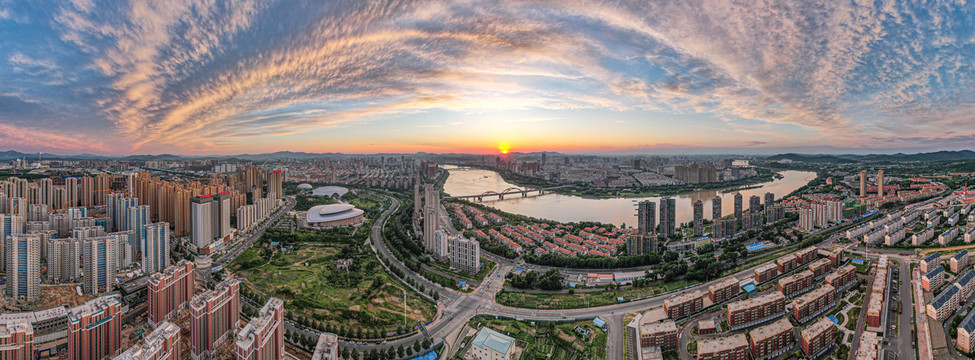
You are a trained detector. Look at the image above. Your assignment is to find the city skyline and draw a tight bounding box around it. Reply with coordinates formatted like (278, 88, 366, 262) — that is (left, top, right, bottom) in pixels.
(1, 0, 974, 155)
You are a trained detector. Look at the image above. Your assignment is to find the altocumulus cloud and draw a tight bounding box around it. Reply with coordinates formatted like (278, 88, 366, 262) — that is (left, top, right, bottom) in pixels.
(0, 0, 973, 153)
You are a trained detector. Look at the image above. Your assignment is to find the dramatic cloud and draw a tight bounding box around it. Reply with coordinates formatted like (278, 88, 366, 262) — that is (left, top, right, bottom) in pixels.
(0, 0, 973, 154)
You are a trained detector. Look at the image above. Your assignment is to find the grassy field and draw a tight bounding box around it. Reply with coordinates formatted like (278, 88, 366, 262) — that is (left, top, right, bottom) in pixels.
(496, 279, 697, 309)
(459, 318, 606, 360)
(232, 234, 436, 330)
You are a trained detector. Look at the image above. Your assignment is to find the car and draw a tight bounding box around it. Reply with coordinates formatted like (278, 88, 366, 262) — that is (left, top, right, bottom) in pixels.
(899, 252, 910, 256)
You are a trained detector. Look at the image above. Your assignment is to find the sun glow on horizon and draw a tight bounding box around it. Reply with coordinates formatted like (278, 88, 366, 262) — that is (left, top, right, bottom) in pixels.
(499, 144, 510, 155)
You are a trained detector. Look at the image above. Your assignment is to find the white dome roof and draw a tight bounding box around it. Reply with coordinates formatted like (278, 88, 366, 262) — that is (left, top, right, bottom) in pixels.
(297, 183, 313, 190)
(306, 204, 364, 223)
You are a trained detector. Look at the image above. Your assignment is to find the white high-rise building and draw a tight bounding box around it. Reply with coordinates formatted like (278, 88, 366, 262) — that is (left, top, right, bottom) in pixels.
(48, 238, 82, 283)
(5, 233, 41, 301)
(423, 184, 439, 252)
(433, 230, 449, 261)
(143, 222, 171, 274)
(449, 235, 480, 274)
(82, 235, 118, 296)
(128, 205, 150, 254)
(191, 196, 214, 249)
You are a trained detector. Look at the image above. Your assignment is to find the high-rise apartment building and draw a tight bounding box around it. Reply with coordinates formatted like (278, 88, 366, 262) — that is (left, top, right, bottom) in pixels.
(0, 214, 25, 272)
(5, 233, 40, 302)
(859, 170, 868, 197)
(734, 192, 743, 226)
(234, 298, 285, 360)
(311, 333, 339, 360)
(659, 198, 676, 239)
(27, 203, 48, 222)
(449, 235, 480, 274)
(693, 200, 704, 236)
(0, 322, 33, 360)
(712, 196, 722, 220)
(48, 238, 82, 283)
(877, 170, 885, 197)
(749, 195, 761, 213)
(191, 196, 214, 250)
(763, 192, 774, 211)
(149, 260, 196, 328)
(115, 321, 181, 360)
(190, 278, 241, 360)
(143, 222, 171, 274)
(423, 184, 439, 252)
(68, 295, 123, 360)
(82, 235, 118, 296)
(128, 205, 150, 254)
(265, 170, 283, 200)
(637, 200, 656, 236)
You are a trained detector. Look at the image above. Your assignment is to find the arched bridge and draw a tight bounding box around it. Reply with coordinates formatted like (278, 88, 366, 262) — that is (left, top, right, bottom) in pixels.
(445, 185, 572, 201)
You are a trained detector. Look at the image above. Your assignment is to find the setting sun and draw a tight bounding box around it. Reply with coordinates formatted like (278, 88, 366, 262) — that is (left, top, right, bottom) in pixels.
(499, 144, 510, 155)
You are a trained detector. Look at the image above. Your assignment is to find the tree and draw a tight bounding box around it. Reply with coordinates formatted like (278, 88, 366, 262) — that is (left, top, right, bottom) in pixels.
(398, 344, 405, 358)
(350, 348, 359, 360)
(413, 340, 421, 352)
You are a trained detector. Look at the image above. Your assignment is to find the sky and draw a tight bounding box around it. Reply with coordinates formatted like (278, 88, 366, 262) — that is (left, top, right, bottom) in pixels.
(1, 0, 974, 156)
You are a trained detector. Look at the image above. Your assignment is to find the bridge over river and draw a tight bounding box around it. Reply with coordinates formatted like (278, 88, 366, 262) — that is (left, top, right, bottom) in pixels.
(443, 184, 572, 201)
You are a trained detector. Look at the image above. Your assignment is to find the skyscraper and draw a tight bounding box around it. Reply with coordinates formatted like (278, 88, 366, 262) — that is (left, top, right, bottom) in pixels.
(734, 193, 743, 226)
(106, 194, 137, 233)
(143, 222, 171, 274)
(859, 170, 867, 197)
(266, 170, 284, 200)
(128, 205, 150, 254)
(68, 295, 122, 360)
(213, 192, 232, 240)
(659, 198, 676, 239)
(877, 170, 884, 197)
(693, 200, 704, 236)
(0, 214, 25, 272)
(82, 235, 118, 296)
(5, 233, 40, 302)
(749, 195, 761, 213)
(764, 192, 775, 210)
(712, 196, 722, 220)
(190, 278, 241, 360)
(423, 184, 439, 252)
(234, 298, 285, 360)
(191, 196, 214, 250)
(637, 200, 656, 236)
(450, 235, 481, 274)
(48, 238, 82, 283)
(0, 322, 33, 360)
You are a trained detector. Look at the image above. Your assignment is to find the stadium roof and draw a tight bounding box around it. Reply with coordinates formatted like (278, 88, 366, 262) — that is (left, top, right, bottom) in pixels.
(306, 204, 364, 223)
(312, 186, 349, 197)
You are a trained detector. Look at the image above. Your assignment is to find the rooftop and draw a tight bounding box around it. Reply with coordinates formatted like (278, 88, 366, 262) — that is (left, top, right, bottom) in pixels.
(749, 318, 792, 343)
(306, 203, 365, 223)
(698, 333, 748, 354)
(923, 252, 941, 262)
(709, 277, 739, 292)
(67, 295, 121, 323)
(471, 327, 516, 355)
(794, 284, 835, 306)
(728, 292, 784, 313)
(956, 270, 975, 288)
(801, 317, 834, 340)
(642, 320, 677, 334)
(929, 285, 960, 309)
(665, 290, 704, 306)
(925, 266, 945, 279)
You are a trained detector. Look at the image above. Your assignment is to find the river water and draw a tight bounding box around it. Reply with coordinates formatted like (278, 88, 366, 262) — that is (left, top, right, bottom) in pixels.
(442, 166, 817, 226)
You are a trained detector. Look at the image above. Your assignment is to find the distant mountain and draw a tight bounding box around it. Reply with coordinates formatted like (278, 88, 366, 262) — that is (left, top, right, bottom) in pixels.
(766, 153, 858, 164)
(768, 150, 975, 163)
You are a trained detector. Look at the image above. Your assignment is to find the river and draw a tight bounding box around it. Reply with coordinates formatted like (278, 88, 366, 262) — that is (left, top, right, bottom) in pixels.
(442, 166, 817, 226)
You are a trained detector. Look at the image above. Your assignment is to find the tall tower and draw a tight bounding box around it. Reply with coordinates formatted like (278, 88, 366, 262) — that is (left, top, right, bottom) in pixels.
(191, 196, 214, 250)
(82, 235, 118, 296)
(734, 192, 743, 226)
(693, 200, 704, 237)
(877, 170, 884, 197)
(422, 184, 439, 252)
(5, 233, 40, 302)
(637, 200, 656, 236)
(859, 170, 867, 197)
(659, 198, 676, 239)
(712, 196, 722, 220)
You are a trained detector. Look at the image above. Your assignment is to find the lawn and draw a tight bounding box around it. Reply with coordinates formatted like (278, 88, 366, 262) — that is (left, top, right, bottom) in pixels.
(234, 239, 436, 331)
(293, 194, 337, 211)
(465, 318, 606, 360)
(496, 279, 698, 309)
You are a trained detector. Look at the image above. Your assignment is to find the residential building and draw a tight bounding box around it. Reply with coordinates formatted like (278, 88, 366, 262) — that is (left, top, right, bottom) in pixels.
(663, 290, 704, 320)
(920, 253, 940, 273)
(922, 266, 945, 291)
(640, 320, 678, 350)
(660, 198, 676, 239)
(48, 238, 81, 283)
(754, 263, 778, 284)
(800, 317, 835, 359)
(727, 292, 785, 330)
(951, 250, 970, 273)
(776, 255, 797, 274)
(778, 270, 815, 298)
(68, 295, 123, 360)
(792, 285, 836, 323)
(855, 332, 880, 360)
(638, 200, 656, 236)
(712, 196, 722, 220)
(808, 258, 832, 278)
(469, 327, 516, 360)
(734, 193, 743, 226)
(143, 222, 171, 274)
(828, 248, 844, 266)
(148, 260, 196, 328)
(423, 184, 439, 252)
(311, 333, 339, 360)
(0, 322, 33, 360)
(450, 235, 480, 274)
(927, 285, 960, 322)
(82, 235, 118, 296)
(234, 298, 285, 360)
(114, 321, 181, 360)
(190, 278, 241, 359)
(698, 333, 749, 360)
(5, 233, 40, 301)
(191, 196, 213, 250)
(795, 247, 817, 265)
(859, 170, 867, 197)
(824, 265, 856, 292)
(748, 318, 793, 360)
(708, 277, 740, 304)
(749, 195, 761, 213)
(957, 306, 975, 353)
(955, 270, 975, 299)
(693, 200, 704, 236)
